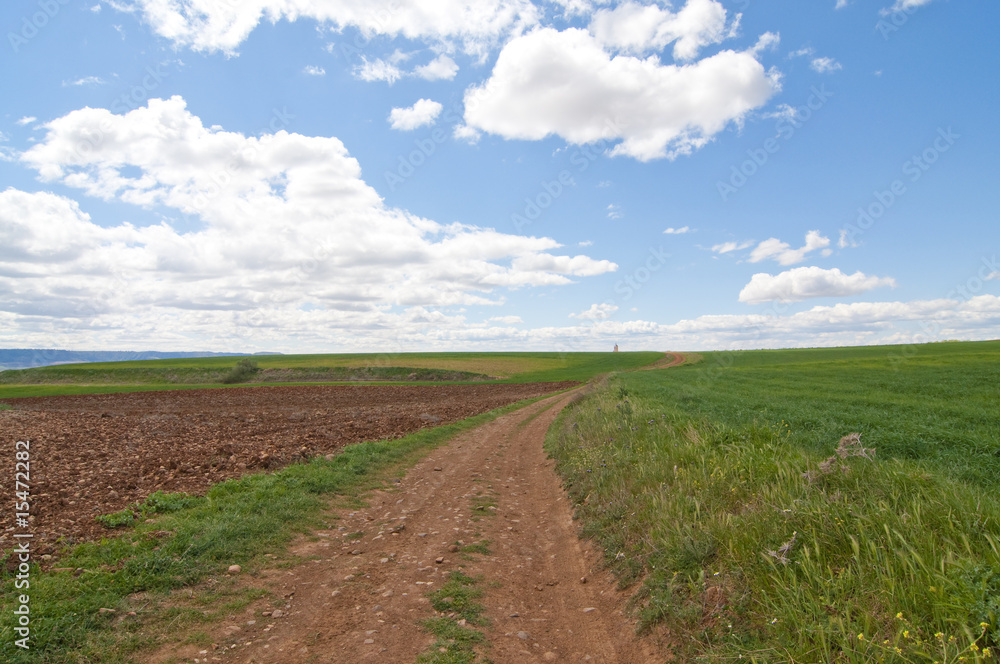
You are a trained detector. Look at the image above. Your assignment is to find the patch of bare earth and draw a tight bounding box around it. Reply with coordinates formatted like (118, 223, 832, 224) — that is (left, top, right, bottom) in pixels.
(0, 383, 575, 561)
(145, 390, 663, 663)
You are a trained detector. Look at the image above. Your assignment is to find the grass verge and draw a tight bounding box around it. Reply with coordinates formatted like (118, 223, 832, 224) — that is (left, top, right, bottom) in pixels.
(546, 343, 1000, 663)
(0, 395, 550, 663)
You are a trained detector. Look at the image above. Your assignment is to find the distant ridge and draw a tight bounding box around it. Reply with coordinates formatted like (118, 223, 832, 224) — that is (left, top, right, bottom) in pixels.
(0, 349, 282, 371)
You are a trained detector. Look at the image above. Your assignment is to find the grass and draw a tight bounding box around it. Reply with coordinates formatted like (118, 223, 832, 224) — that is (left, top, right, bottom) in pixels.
(0, 351, 662, 399)
(546, 340, 1000, 663)
(418, 572, 490, 664)
(0, 395, 551, 664)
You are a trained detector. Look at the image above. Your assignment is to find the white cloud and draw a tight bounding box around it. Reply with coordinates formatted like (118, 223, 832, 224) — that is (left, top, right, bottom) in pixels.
(549, 0, 597, 17)
(570, 303, 619, 320)
(712, 240, 754, 254)
(62, 76, 108, 87)
(749, 230, 831, 266)
(835, 0, 850, 9)
(886, 0, 935, 13)
(16, 116, 37, 126)
(739, 267, 896, 304)
(839, 228, 859, 249)
(488, 315, 523, 324)
(987, 272, 1000, 281)
(811, 57, 843, 74)
(789, 47, 814, 58)
(588, 0, 731, 61)
(606, 203, 622, 219)
(117, 0, 541, 56)
(579, 240, 593, 247)
(9, 97, 616, 341)
(664, 226, 691, 235)
(452, 124, 481, 144)
(414, 54, 459, 81)
(749, 32, 780, 57)
(354, 57, 403, 84)
(303, 65, 326, 76)
(462, 27, 780, 161)
(388, 99, 444, 131)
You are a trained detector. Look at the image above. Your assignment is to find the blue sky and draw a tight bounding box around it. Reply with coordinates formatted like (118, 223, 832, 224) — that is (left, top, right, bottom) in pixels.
(1, 0, 997, 353)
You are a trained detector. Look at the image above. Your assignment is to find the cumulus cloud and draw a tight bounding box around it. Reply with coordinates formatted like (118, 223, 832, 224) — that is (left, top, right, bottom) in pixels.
(811, 57, 843, 74)
(589, 0, 732, 60)
(388, 99, 444, 130)
(738, 267, 896, 304)
(663, 226, 691, 234)
(414, 54, 459, 80)
(488, 315, 523, 324)
(303, 65, 326, 76)
(570, 303, 619, 320)
(749, 230, 831, 265)
(16, 116, 36, 126)
(462, 27, 780, 161)
(117, 0, 541, 56)
(9, 97, 616, 343)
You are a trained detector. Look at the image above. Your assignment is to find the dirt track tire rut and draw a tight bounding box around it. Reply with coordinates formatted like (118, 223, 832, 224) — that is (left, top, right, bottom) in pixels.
(148, 389, 660, 664)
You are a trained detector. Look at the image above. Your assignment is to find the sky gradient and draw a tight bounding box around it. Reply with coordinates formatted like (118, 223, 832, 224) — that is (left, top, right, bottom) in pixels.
(1, 0, 997, 354)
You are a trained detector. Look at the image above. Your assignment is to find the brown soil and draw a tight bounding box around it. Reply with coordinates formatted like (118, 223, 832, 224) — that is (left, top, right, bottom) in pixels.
(0, 383, 575, 561)
(143, 389, 664, 664)
(639, 352, 686, 370)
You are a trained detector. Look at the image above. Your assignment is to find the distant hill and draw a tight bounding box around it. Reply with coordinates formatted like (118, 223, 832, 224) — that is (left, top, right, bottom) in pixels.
(0, 349, 282, 370)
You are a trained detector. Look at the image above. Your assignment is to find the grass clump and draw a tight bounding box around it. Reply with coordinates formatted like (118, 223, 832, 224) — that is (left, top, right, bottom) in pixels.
(418, 571, 490, 664)
(546, 341, 1000, 662)
(94, 491, 202, 529)
(220, 358, 260, 384)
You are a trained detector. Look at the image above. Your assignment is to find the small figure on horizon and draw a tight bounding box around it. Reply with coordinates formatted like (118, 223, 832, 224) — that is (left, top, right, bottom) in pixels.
(613, 344, 619, 352)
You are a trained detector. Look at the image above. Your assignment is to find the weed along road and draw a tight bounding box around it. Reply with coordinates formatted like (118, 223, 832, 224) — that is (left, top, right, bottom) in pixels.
(146, 389, 661, 664)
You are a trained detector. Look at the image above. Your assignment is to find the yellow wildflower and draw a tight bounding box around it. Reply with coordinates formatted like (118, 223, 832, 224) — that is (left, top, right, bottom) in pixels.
(858, 633, 865, 641)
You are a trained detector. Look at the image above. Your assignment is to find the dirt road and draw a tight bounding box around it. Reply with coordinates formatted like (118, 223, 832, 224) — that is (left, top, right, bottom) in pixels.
(150, 389, 662, 664)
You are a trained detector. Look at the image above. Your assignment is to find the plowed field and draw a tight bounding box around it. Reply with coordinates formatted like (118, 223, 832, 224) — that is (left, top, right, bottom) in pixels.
(0, 383, 575, 561)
